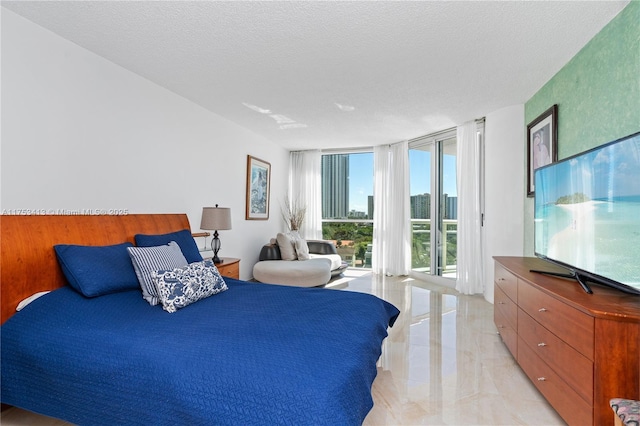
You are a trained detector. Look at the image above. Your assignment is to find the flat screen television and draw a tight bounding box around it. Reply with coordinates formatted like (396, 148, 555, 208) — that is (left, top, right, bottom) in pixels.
(534, 130, 640, 295)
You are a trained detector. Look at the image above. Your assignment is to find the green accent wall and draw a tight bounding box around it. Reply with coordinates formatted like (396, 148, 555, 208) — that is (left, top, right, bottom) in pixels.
(523, 1, 640, 256)
(525, 1, 639, 159)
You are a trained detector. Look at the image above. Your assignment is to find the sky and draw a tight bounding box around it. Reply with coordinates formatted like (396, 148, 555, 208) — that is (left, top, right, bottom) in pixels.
(535, 135, 640, 205)
(347, 151, 458, 213)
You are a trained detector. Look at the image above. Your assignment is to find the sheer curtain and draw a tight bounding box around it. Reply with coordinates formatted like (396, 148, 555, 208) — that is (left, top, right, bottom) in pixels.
(455, 121, 484, 294)
(288, 150, 322, 240)
(372, 141, 411, 276)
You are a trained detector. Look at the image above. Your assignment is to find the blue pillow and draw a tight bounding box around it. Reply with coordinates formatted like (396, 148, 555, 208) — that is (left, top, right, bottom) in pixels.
(54, 242, 140, 297)
(135, 229, 203, 263)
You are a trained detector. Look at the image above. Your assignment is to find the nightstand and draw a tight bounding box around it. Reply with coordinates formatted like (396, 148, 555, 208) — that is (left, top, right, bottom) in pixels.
(213, 257, 240, 279)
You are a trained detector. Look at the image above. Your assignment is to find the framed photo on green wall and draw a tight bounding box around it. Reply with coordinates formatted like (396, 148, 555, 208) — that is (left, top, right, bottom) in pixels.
(527, 104, 558, 197)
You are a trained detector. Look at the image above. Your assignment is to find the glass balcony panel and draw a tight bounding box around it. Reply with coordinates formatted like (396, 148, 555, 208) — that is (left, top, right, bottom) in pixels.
(322, 221, 373, 268)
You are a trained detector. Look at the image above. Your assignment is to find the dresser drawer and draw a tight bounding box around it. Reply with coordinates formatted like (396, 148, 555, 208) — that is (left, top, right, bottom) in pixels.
(518, 281, 594, 359)
(495, 305, 517, 357)
(518, 309, 593, 403)
(495, 284, 517, 331)
(518, 337, 593, 426)
(495, 263, 518, 303)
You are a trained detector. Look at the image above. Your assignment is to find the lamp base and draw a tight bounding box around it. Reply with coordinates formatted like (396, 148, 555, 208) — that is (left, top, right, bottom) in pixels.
(212, 231, 223, 264)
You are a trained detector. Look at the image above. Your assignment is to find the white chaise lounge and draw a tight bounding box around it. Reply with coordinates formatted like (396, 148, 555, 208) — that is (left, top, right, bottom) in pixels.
(252, 237, 348, 287)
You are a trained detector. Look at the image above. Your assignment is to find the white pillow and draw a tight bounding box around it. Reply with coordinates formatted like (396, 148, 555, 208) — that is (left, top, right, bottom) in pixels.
(295, 237, 310, 260)
(16, 291, 51, 311)
(276, 232, 297, 261)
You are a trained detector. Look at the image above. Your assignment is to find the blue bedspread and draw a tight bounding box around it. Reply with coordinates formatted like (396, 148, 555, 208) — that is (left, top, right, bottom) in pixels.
(1, 279, 399, 425)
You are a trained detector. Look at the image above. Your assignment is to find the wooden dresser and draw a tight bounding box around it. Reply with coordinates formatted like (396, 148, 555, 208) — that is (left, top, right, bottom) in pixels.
(494, 257, 640, 426)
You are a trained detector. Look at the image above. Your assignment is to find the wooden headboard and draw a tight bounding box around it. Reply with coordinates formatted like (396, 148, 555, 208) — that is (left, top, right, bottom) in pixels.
(1, 214, 191, 324)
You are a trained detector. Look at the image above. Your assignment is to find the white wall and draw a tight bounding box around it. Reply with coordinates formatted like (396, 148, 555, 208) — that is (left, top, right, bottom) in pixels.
(1, 9, 289, 280)
(483, 105, 525, 303)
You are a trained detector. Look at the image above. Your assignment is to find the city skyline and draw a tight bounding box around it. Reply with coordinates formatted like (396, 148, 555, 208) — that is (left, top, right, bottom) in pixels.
(347, 151, 458, 214)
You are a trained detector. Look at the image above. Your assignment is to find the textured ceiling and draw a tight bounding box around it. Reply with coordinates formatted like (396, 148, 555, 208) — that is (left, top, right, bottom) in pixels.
(2, 1, 629, 150)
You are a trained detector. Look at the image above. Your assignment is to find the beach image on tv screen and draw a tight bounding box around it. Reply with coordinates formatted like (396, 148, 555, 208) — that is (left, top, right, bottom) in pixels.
(534, 133, 640, 290)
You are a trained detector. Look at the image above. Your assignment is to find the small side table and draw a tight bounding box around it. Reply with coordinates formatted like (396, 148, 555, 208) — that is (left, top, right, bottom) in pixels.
(212, 257, 240, 279)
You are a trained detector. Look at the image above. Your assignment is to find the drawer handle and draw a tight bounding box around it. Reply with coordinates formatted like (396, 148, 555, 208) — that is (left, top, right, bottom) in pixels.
(537, 377, 546, 381)
(498, 278, 505, 281)
(538, 308, 548, 312)
(537, 342, 547, 347)
(498, 301, 505, 305)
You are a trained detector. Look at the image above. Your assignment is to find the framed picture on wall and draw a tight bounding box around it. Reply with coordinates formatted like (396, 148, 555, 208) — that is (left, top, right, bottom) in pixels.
(245, 155, 271, 220)
(527, 104, 558, 197)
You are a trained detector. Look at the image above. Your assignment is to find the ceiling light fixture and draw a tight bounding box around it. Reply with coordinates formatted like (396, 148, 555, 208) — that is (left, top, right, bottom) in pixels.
(335, 103, 355, 112)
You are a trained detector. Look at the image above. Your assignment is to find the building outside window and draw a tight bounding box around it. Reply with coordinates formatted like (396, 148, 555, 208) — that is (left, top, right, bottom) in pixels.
(321, 152, 373, 267)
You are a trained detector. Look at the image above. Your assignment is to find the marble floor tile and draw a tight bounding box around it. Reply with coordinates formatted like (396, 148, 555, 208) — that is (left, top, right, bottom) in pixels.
(1, 270, 565, 425)
(346, 271, 565, 426)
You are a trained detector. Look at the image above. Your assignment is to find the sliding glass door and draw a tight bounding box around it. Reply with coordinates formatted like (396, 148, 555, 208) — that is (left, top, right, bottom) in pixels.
(409, 132, 458, 278)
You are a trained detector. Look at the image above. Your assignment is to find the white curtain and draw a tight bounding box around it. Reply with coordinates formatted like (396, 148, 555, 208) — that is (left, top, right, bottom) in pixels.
(288, 150, 322, 240)
(455, 121, 484, 294)
(372, 141, 411, 276)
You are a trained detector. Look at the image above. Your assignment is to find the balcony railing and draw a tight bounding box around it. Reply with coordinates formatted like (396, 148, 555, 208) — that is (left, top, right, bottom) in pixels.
(411, 219, 457, 278)
(322, 220, 372, 267)
(322, 219, 457, 278)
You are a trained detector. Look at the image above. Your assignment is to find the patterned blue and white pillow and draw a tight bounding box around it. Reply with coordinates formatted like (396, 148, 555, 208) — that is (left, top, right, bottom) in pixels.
(152, 260, 228, 313)
(127, 241, 188, 306)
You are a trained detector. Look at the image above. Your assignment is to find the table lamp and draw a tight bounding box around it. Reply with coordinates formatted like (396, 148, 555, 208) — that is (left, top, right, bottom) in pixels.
(200, 205, 232, 264)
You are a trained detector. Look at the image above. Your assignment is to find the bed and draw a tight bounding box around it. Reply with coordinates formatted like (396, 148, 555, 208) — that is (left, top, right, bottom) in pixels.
(0, 214, 399, 425)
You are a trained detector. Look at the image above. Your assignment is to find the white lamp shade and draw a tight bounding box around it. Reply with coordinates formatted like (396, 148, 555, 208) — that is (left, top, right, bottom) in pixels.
(200, 207, 232, 230)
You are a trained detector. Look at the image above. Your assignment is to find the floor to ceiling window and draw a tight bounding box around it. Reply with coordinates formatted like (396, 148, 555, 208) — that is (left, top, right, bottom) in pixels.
(409, 130, 458, 279)
(321, 123, 482, 274)
(321, 151, 374, 267)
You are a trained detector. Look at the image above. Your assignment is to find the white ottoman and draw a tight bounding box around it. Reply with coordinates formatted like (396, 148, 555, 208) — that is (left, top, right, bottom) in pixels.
(252, 258, 332, 287)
